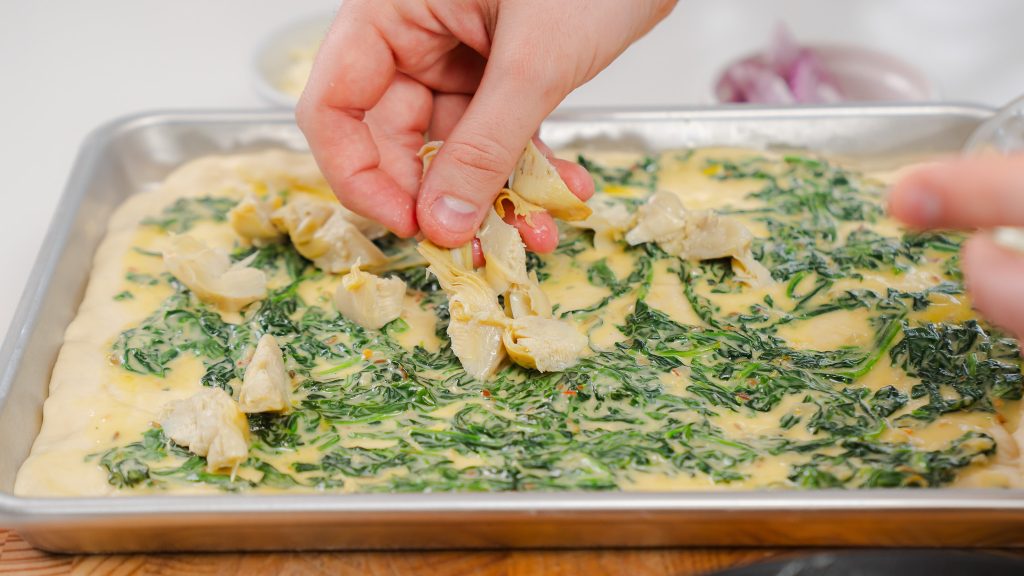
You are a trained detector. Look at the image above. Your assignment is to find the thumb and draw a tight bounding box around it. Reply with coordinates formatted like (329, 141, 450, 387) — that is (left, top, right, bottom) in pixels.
(888, 153, 1024, 229)
(416, 57, 569, 247)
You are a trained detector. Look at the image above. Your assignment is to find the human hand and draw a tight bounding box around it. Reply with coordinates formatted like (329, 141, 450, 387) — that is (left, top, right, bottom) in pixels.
(888, 154, 1024, 338)
(297, 0, 676, 252)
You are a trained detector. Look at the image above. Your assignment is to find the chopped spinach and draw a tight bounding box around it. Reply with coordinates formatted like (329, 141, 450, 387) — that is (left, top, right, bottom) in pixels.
(141, 196, 237, 233)
(97, 151, 1018, 493)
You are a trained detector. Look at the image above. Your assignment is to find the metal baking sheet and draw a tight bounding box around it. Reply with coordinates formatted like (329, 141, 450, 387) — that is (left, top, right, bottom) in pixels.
(3, 105, 1021, 554)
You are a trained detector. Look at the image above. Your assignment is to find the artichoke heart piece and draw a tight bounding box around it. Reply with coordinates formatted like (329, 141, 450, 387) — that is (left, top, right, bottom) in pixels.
(683, 211, 773, 287)
(334, 264, 407, 330)
(626, 191, 773, 287)
(449, 243, 476, 271)
(417, 140, 442, 178)
(477, 209, 552, 317)
(418, 241, 507, 380)
(503, 316, 589, 372)
(568, 196, 636, 251)
(271, 197, 387, 273)
(623, 190, 688, 250)
(477, 209, 530, 293)
(238, 334, 292, 413)
(229, 193, 285, 246)
(506, 270, 552, 319)
(420, 139, 590, 222)
(447, 294, 507, 381)
(494, 188, 546, 227)
(159, 387, 250, 473)
(730, 252, 773, 288)
(163, 235, 267, 313)
(509, 140, 592, 221)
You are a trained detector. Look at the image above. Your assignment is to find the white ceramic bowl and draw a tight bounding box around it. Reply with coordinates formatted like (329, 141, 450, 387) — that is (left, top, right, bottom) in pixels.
(253, 12, 334, 108)
(714, 44, 937, 103)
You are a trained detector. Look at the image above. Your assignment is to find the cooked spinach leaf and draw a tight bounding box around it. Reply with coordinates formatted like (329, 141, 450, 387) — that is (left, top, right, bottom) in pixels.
(141, 196, 237, 233)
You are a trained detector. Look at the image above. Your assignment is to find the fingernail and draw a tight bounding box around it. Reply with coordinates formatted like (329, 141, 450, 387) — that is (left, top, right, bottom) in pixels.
(899, 187, 942, 224)
(431, 195, 479, 233)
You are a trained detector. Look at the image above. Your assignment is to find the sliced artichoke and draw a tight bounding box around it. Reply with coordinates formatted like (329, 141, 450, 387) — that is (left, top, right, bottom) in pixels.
(411, 141, 594, 377)
(679, 210, 750, 260)
(418, 241, 507, 380)
(502, 316, 589, 372)
(623, 190, 688, 251)
(494, 188, 546, 226)
(477, 209, 530, 293)
(449, 243, 476, 271)
(509, 140, 592, 221)
(626, 191, 773, 287)
(159, 387, 250, 473)
(419, 139, 590, 221)
(163, 235, 267, 313)
(228, 193, 285, 246)
(334, 263, 407, 330)
(732, 251, 774, 287)
(417, 140, 442, 178)
(681, 211, 772, 286)
(574, 197, 635, 233)
(505, 270, 552, 319)
(238, 334, 291, 413)
(271, 197, 387, 273)
(568, 196, 635, 251)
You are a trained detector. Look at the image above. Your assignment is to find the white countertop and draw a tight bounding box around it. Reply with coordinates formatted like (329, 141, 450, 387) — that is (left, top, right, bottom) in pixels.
(1, 0, 1022, 340)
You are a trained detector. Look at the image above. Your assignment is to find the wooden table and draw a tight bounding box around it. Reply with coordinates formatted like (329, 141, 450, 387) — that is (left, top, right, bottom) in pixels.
(0, 528, 798, 575)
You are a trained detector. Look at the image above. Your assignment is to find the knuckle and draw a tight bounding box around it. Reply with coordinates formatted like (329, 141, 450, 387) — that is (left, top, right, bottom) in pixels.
(443, 137, 515, 185)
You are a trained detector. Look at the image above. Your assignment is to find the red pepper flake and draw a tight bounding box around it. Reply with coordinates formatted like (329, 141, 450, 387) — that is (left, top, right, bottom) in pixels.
(563, 389, 578, 397)
(736, 392, 751, 401)
(325, 336, 337, 345)
(482, 389, 492, 398)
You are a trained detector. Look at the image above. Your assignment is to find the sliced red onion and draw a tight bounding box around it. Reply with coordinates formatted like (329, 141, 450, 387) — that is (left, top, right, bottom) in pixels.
(744, 63, 796, 104)
(789, 50, 842, 103)
(716, 59, 795, 104)
(717, 23, 844, 104)
(766, 22, 800, 75)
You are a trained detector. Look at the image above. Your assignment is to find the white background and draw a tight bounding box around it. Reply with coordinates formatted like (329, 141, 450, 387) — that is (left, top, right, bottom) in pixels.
(1, 0, 1022, 339)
